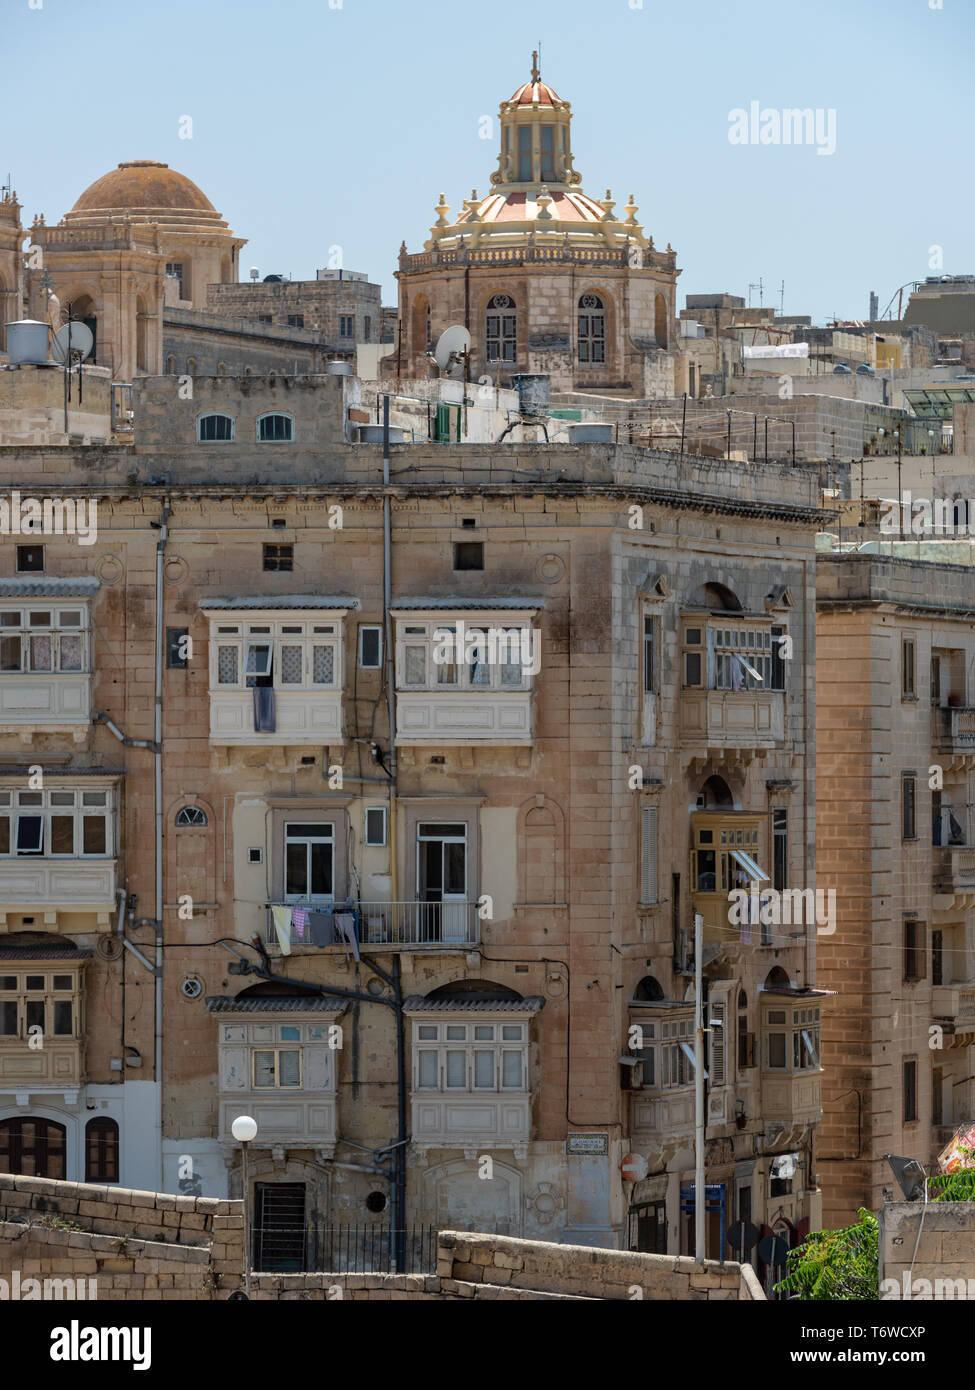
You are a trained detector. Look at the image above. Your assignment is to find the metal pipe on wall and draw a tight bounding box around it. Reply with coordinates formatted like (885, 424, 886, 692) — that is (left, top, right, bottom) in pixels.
(153, 504, 170, 1187)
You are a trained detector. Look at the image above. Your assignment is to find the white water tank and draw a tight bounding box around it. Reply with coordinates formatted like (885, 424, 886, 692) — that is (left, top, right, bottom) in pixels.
(566, 421, 614, 443)
(5, 320, 49, 365)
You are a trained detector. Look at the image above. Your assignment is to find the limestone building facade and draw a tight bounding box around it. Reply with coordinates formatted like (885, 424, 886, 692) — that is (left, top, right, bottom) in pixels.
(0, 365, 825, 1272)
(817, 549, 975, 1226)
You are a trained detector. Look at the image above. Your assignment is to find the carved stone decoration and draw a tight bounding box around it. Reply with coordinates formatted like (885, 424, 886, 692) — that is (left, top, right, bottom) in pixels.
(525, 1182, 566, 1226)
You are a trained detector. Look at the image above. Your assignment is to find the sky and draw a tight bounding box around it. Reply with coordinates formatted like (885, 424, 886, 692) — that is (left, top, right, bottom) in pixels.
(3, 0, 971, 324)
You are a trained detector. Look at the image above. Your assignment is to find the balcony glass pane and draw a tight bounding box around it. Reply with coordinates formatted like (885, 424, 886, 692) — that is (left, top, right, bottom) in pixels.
(253, 1051, 275, 1087)
(312, 645, 334, 685)
(0, 1002, 16, 1035)
(445, 1051, 466, 1087)
(405, 646, 426, 685)
(26, 1001, 43, 1031)
(30, 635, 52, 670)
(278, 1050, 300, 1087)
(418, 1051, 437, 1088)
(217, 647, 238, 684)
(53, 1001, 72, 1036)
(83, 817, 106, 855)
(473, 1051, 494, 1088)
(51, 817, 73, 854)
(502, 1051, 523, 1087)
(280, 646, 302, 685)
(0, 636, 21, 671)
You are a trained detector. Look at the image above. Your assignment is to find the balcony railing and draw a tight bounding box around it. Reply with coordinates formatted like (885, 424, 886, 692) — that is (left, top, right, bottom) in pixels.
(265, 901, 480, 949)
(936, 706, 975, 750)
(933, 847, 975, 894)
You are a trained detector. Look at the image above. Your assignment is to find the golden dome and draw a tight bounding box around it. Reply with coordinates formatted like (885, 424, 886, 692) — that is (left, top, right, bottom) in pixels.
(70, 161, 217, 217)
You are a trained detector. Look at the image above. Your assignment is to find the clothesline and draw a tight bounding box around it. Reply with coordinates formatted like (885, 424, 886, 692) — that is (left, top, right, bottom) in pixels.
(267, 903, 360, 962)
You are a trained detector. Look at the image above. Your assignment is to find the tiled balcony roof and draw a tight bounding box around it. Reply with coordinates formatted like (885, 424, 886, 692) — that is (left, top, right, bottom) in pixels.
(0, 578, 99, 598)
(403, 995, 545, 1013)
(200, 595, 358, 610)
(205, 994, 347, 1013)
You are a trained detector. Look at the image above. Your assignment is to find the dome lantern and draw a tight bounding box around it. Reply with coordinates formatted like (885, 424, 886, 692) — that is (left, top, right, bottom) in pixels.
(491, 52, 581, 191)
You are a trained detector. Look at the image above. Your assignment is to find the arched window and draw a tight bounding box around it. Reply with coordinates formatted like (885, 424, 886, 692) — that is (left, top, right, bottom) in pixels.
(217, 361, 228, 376)
(135, 296, 149, 373)
(578, 293, 605, 364)
(0, 1117, 66, 1178)
(197, 412, 234, 442)
(165, 355, 176, 375)
(654, 293, 668, 349)
(258, 412, 294, 442)
(411, 295, 431, 356)
(633, 975, 664, 1001)
(485, 294, 517, 364)
(175, 805, 207, 827)
(186, 357, 197, 376)
(85, 1117, 119, 1183)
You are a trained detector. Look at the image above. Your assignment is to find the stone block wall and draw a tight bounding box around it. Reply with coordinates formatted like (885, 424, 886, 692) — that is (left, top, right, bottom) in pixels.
(880, 1201, 975, 1298)
(434, 1230, 765, 1300)
(0, 1173, 244, 1298)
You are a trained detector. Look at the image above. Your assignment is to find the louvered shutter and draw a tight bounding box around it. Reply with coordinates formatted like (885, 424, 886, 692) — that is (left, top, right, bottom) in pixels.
(641, 806, 658, 904)
(710, 1002, 726, 1085)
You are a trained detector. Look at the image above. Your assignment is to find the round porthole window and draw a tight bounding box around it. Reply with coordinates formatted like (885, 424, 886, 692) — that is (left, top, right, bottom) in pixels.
(181, 975, 204, 1000)
(365, 1191, 388, 1214)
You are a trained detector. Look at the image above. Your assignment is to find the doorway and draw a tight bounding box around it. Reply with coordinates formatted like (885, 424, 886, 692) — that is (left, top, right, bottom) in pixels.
(417, 822, 468, 942)
(254, 1182, 306, 1272)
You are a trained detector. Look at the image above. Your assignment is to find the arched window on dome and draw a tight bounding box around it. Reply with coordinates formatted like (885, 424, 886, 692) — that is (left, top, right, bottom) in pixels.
(654, 293, 668, 349)
(486, 294, 517, 364)
(578, 294, 605, 364)
(135, 297, 150, 374)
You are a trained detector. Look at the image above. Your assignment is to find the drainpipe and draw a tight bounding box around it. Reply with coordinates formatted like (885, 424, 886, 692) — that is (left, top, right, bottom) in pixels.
(382, 395, 399, 905)
(153, 504, 169, 1187)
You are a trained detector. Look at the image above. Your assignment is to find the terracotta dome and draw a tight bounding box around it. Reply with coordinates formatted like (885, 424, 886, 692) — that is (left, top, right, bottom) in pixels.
(459, 188, 606, 227)
(70, 161, 217, 217)
(508, 77, 562, 107)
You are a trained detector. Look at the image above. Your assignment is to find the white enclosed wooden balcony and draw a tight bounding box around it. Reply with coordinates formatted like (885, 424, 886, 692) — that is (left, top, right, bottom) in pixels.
(629, 1089, 695, 1142)
(395, 691, 532, 745)
(761, 1069, 821, 1124)
(208, 689, 343, 744)
(392, 602, 540, 748)
(410, 1094, 531, 1148)
(0, 673, 91, 729)
(0, 860, 117, 914)
(680, 689, 785, 751)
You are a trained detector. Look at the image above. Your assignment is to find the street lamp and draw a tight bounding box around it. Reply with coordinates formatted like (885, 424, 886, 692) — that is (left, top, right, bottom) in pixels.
(232, 1115, 258, 1297)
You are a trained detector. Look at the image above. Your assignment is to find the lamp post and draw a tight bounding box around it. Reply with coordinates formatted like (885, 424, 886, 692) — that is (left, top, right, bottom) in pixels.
(231, 1115, 257, 1297)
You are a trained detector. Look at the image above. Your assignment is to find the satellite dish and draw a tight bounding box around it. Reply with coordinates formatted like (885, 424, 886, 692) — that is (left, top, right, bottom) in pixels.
(434, 324, 471, 373)
(52, 321, 93, 366)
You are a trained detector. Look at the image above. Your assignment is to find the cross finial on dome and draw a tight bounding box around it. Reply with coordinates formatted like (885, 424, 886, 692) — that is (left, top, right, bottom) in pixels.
(531, 49, 539, 82)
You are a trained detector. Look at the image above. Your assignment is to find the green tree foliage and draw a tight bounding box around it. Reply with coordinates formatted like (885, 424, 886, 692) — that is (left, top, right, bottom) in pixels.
(774, 1209, 878, 1300)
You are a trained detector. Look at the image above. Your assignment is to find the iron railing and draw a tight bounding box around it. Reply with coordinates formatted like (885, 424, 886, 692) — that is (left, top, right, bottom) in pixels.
(253, 1223, 438, 1275)
(266, 900, 480, 949)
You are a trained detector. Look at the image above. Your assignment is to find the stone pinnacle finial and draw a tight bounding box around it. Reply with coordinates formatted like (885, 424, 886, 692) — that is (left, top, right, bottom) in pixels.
(531, 49, 540, 82)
